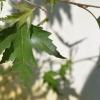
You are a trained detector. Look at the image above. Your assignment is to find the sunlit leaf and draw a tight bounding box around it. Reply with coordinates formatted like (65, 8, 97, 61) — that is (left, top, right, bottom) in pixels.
(0, 23, 65, 89)
(0, 3, 35, 31)
(0, 23, 37, 90)
(31, 25, 65, 59)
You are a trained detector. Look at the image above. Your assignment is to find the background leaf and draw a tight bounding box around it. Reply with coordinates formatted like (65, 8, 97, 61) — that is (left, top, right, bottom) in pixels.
(43, 71, 59, 93)
(59, 60, 72, 80)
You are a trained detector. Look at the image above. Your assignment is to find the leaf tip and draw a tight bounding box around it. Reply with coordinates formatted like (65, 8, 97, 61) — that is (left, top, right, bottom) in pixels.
(97, 16, 100, 28)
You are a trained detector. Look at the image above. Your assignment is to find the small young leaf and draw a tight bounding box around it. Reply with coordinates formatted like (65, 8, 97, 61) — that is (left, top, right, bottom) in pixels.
(51, 0, 56, 12)
(43, 0, 56, 12)
(37, 17, 49, 26)
(0, 3, 35, 31)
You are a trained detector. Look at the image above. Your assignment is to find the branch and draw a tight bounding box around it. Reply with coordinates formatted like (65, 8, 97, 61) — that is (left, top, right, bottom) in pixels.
(25, 0, 49, 26)
(25, 0, 48, 17)
(57, 0, 100, 9)
(57, 0, 99, 26)
(82, 7, 97, 21)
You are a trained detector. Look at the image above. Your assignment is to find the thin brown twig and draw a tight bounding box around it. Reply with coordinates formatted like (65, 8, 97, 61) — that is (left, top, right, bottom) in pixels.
(82, 7, 97, 20)
(57, 0, 100, 9)
(81, 7, 99, 27)
(24, 0, 48, 17)
(24, 0, 49, 26)
(57, 0, 99, 27)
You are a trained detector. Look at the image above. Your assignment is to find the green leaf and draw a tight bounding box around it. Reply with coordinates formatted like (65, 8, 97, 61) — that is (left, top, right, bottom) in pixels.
(0, 3, 35, 31)
(51, 0, 56, 12)
(59, 60, 72, 80)
(0, 44, 14, 63)
(0, 0, 5, 12)
(0, 22, 65, 90)
(43, 0, 56, 12)
(43, 0, 51, 4)
(97, 16, 100, 28)
(43, 71, 58, 88)
(43, 71, 61, 94)
(0, 24, 16, 54)
(31, 25, 65, 59)
(10, 23, 37, 89)
(0, 23, 37, 90)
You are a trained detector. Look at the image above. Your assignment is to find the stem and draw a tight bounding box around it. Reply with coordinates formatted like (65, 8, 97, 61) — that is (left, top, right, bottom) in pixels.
(25, 0, 49, 26)
(82, 8, 97, 20)
(81, 7, 98, 26)
(57, 0, 99, 26)
(37, 17, 49, 26)
(57, 0, 100, 9)
(73, 55, 99, 63)
(25, 0, 48, 17)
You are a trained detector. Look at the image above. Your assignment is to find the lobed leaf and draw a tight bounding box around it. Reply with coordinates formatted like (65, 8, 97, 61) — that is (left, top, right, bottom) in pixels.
(0, 22, 65, 90)
(30, 25, 65, 59)
(10, 23, 37, 89)
(0, 23, 37, 90)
